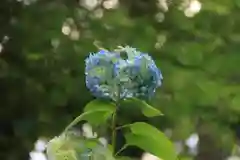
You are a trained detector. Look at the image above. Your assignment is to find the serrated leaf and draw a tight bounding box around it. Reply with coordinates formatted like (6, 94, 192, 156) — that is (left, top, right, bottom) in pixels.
(124, 98, 163, 117)
(124, 122, 177, 160)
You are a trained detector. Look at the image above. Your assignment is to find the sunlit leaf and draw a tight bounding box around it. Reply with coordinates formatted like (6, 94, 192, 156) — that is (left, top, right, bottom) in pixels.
(64, 109, 114, 131)
(124, 122, 177, 160)
(84, 99, 116, 112)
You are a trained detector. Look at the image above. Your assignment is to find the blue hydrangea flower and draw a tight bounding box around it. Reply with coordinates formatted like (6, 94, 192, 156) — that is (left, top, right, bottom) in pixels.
(85, 47, 163, 101)
(85, 50, 120, 99)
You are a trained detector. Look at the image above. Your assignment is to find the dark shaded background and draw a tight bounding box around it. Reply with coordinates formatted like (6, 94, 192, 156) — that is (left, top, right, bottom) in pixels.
(0, 0, 240, 159)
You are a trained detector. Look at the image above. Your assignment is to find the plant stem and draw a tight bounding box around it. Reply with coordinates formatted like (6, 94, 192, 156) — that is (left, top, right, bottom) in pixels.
(112, 86, 120, 155)
(115, 145, 127, 156)
(111, 110, 117, 155)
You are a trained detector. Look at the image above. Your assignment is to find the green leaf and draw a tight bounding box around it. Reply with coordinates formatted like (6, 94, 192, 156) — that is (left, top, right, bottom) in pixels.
(116, 157, 133, 160)
(124, 122, 177, 160)
(84, 99, 116, 112)
(64, 99, 116, 136)
(124, 98, 163, 117)
(64, 109, 114, 131)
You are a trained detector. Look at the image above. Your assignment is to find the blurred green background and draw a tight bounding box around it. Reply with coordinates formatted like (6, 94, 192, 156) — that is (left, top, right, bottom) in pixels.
(0, 0, 240, 159)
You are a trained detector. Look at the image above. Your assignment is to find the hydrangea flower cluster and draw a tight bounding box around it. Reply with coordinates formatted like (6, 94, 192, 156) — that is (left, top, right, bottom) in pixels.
(46, 132, 110, 160)
(85, 46, 163, 101)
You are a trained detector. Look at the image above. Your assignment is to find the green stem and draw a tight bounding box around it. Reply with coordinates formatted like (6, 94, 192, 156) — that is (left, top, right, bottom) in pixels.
(115, 124, 131, 130)
(115, 145, 127, 156)
(112, 86, 120, 155)
(111, 110, 117, 155)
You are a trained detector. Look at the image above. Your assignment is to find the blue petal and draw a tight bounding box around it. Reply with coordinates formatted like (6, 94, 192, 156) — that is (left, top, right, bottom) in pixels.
(85, 47, 163, 100)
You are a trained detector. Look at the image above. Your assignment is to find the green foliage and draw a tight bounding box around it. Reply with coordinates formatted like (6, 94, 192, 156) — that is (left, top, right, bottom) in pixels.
(84, 99, 116, 113)
(123, 122, 177, 160)
(122, 98, 163, 117)
(65, 100, 116, 130)
(52, 95, 175, 160)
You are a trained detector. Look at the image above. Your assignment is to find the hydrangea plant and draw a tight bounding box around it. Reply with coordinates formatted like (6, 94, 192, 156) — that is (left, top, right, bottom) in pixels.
(46, 46, 178, 160)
